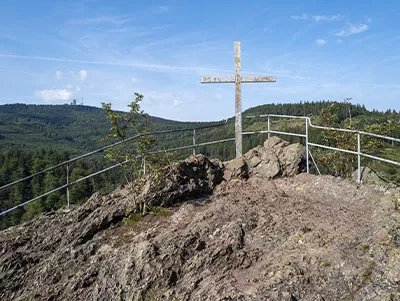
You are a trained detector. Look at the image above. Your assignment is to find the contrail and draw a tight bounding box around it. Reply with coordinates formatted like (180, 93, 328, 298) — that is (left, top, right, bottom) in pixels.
(0, 53, 292, 77)
(0, 53, 233, 74)
(0, 53, 310, 80)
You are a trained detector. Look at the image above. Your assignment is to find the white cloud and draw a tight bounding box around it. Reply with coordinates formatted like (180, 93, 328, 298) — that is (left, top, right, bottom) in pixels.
(336, 24, 368, 37)
(35, 89, 73, 102)
(56, 70, 62, 80)
(291, 14, 309, 20)
(291, 14, 343, 22)
(54, 70, 88, 82)
(172, 99, 183, 106)
(67, 16, 134, 26)
(315, 39, 327, 46)
(79, 70, 88, 82)
(131, 77, 138, 83)
(313, 15, 343, 22)
(66, 84, 72, 89)
(159, 6, 169, 12)
(76, 86, 81, 92)
(337, 39, 343, 44)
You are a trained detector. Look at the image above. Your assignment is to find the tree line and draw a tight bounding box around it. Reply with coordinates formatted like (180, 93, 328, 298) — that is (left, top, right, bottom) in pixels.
(0, 148, 123, 230)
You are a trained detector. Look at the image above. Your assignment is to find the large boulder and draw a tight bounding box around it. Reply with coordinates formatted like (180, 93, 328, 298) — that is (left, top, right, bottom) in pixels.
(244, 136, 307, 179)
(149, 154, 224, 206)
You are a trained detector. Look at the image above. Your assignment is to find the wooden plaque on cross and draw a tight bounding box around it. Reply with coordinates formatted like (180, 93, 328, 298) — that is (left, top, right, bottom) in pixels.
(201, 41, 276, 158)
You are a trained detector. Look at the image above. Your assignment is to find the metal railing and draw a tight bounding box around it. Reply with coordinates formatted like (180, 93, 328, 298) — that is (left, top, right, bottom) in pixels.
(1, 114, 399, 216)
(0, 122, 232, 216)
(245, 114, 400, 182)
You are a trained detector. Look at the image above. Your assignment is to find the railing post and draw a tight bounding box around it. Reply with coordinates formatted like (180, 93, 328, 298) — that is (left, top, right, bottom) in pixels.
(267, 115, 270, 139)
(66, 163, 70, 208)
(357, 133, 361, 183)
(193, 129, 196, 156)
(306, 118, 309, 174)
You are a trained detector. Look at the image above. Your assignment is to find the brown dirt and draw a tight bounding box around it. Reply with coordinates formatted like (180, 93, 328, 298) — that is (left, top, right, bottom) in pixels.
(107, 174, 400, 300)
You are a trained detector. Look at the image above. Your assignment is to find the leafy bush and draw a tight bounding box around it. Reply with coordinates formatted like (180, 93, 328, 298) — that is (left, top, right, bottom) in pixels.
(102, 93, 171, 213)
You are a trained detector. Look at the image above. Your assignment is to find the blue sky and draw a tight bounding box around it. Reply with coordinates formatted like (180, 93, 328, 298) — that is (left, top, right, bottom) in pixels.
(0, 0, 399, 121)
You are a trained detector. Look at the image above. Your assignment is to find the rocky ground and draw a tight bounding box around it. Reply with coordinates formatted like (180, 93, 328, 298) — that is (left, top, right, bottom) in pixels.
(0, 137, 399, 300)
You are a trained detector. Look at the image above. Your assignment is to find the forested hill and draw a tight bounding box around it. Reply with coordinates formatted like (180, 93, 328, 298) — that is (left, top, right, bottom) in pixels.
(1, 102, 398, 154)
(0, 103, 209, 154)
(243, 101, 396, 120)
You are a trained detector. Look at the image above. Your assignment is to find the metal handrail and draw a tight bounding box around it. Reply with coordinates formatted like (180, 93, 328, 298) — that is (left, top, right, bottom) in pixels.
(0, 121, 228, 191)
(248, 113, 400, 143)
(245, 113, 400, 181)
(0, 121, 232, 216)
(0, 138, 236, 216)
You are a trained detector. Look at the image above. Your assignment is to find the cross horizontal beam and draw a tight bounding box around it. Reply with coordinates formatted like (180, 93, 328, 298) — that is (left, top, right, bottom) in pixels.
(201, 75, 276, 83)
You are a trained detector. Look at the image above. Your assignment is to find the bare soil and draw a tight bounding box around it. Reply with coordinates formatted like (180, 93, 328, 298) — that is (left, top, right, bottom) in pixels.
(109, 174, 400, 300)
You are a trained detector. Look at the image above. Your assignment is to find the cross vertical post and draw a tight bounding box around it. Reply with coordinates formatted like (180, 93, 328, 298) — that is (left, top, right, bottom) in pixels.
(234, 41, 242, 157)
(201, 41, 276, 158)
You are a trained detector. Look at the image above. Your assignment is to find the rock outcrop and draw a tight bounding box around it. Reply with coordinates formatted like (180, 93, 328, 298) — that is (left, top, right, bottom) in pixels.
(223, 136, 307, 181)
(1, 139, 399, 300)
(0, 154, 224, 300)
(145, 154, 224, 207)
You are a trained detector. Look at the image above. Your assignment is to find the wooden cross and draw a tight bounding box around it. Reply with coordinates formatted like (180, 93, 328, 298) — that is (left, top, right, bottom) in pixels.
(201, 41, 276, 158)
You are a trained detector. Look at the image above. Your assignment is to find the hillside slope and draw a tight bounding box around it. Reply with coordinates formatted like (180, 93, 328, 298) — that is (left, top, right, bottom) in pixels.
(0, 104, 210, 154)
(1, 138, 399, 300)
